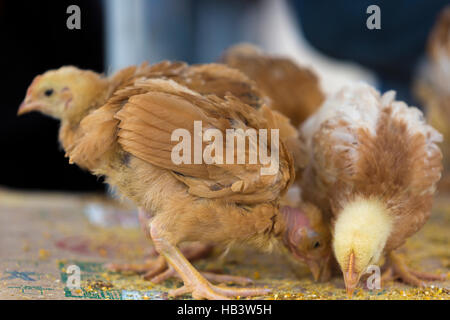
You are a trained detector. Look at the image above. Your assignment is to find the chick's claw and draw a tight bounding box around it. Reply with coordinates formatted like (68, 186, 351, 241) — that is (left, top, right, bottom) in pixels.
(149, 266, 176, 283)
(408, 269, 446, 282)
(104, 242, 213, 281)
(382, 252, 446, 287)
(151, 228, 271, 300)
(105, 254, 165, 275)
(200, 272, 253, 286)
(104, 256, 164, 275)
(150, 265, 253, 285)
(142, 256, 167, 280)
(169, 282, 271, 300)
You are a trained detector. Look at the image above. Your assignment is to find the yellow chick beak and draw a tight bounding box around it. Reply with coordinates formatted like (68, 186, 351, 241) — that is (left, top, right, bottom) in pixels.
(306, 253, 331, 282)
(343, 251, 360, 298)
(306, 260, 321, 281)
(18, 75, 44, 116)
(17, 99, 44, 115)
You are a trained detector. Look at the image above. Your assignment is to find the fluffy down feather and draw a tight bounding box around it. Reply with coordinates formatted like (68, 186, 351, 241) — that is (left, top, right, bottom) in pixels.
(301, 82, 442, 249)
(300, 82, 443, 294)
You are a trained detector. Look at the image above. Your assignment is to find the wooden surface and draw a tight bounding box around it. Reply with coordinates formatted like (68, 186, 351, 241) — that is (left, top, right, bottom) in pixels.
(0, 188, 448, 300)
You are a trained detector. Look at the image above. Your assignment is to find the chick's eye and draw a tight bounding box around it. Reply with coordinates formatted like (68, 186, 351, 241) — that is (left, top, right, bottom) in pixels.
(313, 241, 321, 249)
(44, 89, 54, 97)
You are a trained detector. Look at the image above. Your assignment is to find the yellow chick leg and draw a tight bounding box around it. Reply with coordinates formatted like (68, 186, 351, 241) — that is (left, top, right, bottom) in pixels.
(106, 206, 215, 280)
(150, 223, 270, 300)
(151, 266, 253, 285)
(105, 242, 216, 280)
(382, 252, 446, 287)
(105, 255, 167, 279)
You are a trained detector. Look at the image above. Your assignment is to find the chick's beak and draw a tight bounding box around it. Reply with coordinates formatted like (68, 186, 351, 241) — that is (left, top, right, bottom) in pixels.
(344, 251, 360, 298)
(306, 260, 321, 281)
(307, 253, 331, 282)
(18, 75, 44, 116)
(17, 98, 43, 115)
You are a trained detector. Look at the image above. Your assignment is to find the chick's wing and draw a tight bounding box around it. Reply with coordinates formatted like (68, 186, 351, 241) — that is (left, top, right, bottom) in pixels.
(222, 44, 324, 126)
(114, 78, 294, 204)
(66, 61, 264, 171)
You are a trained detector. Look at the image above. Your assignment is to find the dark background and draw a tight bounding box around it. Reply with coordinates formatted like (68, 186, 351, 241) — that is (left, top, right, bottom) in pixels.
(0, 0, 105, 191)
(0, 0, 448, 192)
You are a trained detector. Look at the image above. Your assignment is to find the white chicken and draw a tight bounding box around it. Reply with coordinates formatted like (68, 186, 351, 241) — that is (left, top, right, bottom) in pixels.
(300, 83, 445, 296)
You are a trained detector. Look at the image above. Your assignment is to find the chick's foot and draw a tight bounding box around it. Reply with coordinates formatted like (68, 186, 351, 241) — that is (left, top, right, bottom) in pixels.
(151, 224, 270, 300)
(105, 255, 167, 279)
(169, 281, 270, 300)
(104, 242, 214, 280)
(381, 252, 446, 287)
(151, 265, 253, 286)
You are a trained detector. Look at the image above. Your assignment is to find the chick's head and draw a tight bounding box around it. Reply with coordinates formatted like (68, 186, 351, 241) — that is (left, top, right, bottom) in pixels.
(18, 66, 108, 121)
(281, 203, 332, 282)
(333, 197, 393, 297)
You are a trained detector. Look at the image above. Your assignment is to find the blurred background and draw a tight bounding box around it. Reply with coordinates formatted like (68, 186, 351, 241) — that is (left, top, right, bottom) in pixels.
(0, 0, 448, 192)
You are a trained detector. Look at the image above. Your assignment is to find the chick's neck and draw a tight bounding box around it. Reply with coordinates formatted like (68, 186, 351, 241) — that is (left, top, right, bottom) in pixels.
(63, 81, 112, 126)
(58, 79, 115, 150)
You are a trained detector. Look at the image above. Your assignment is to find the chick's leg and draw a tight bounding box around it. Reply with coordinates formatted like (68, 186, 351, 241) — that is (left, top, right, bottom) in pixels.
(105, 208, 214, 280)
(381, 252, 446, 287)
(106, 244, 250, 284)
(151, 266, 253, 285)
(151, 222, 270, 300)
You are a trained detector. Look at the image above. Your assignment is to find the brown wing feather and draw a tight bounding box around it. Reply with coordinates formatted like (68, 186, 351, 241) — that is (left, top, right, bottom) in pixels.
(259, 104, 306, 181)
(222, 43, 324, 126)
(115, 91, 211, 178)
(67, 62, 295, 203)
(115, 79, 294, 203)
(68, 60, 268, 171)
(179, 63, 265, 109)
(66, 61, 190, 170)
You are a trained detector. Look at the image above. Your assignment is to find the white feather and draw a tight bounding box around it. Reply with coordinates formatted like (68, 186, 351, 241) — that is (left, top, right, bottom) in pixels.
(301, 82, 443, 169)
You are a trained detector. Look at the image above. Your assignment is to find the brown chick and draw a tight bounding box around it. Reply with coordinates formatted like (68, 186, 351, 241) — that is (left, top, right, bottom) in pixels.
(223, 44, 332, 281)
(300, 82, 445, 297)
(18, 62, 327, 299)
(415, 6, 450, 188)
(17, 62, 260, 284)
(222, 43, 324, 127)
